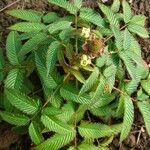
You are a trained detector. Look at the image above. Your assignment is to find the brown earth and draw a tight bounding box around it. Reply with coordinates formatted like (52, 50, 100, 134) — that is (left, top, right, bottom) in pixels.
(0, 0, 150, 150)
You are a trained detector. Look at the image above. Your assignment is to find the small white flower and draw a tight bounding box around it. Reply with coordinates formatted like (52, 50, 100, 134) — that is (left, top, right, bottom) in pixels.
(80, 54, 91, 67)
(81, 27, 91, 38)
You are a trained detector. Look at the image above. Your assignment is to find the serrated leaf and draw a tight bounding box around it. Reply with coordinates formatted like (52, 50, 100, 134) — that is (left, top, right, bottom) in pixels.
(99, 4, 119, 27)
(48, 21, 72, 34)
(35, 132, 75, 150)
(130, 15, 146, 26)
(128, 24, 149, 38)
(5, 89, 39, 114)
(6, 31, 22, 65)
(60, 84, 92, 104)
(0, 111, 30, 126)
(29, 122, 44, 145)
(5, 69, 24, 90)
(19, 32, 48, 56)
(7, 9, 43, 22)
(79, 67, 99, 95)
(123, 28, 131, 50)
(141, 79, 150, 96)
(48, 0, 78, 14)
(9, 22, 46, 33)
(80, 7, 105, 28)
(138, 101, 150, 135)
(120, 96, 134, 142)
(122, 0, 132, 23)
(41, 114, 73, 134)
(78, 122, 120, 139)
(43, 12, 60, 23)
(111, 0, 120, 13)
(46, 41, 60, 76)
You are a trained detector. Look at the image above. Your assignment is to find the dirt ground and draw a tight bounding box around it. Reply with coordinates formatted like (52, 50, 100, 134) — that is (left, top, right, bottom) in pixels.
(0, 0, 150, 150)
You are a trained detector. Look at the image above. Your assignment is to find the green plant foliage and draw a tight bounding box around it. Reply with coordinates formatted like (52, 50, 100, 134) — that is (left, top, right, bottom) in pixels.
(7, 9, 43, 22)
(138, 101, 150, 135)
(0, 111, 30, 126)
(0, 0, 150, 149)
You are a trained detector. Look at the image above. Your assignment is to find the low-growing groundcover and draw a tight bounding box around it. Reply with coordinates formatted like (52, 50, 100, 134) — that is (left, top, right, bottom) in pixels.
(0, 0, 150, 149)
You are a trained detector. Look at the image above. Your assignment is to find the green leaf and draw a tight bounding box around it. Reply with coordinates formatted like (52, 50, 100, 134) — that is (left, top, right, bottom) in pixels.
(79, 67, 99, 95)
(5, 69, 24, 90)
(138, 101, 150, 135)
(35, 132, 75, 150)
(29, 122, 44, 145)
(0, 111, 30, 126)
(74, 0, 82, 9)
(111, 26, 123, 50)
(9, 22, 46, 33)
(43, 12, 60, 24)
(5, 89, 39, 114)
(122, 0, 132, 23)
(48, 0, 78, 14)
(19, 32, 48, 56)
(46, 41, 60, 76)
(7, 9, 43, 22)
(130, 15, 146, 26)
(0, 49, 5, 82)
(35, 52, 59, 89)
(48, 21, 72, 34)
(6, 31, 22, 65)
(41, 114, 73, 134)
(78, 122, 120, 139)
(128, 24, 149, 38)
(141, 79, 150, 96)
(60, 84, 92, 104)
(80, 7, 105, 28)
(111, 0, 120, 13)
(123, 28, 131, 50)
(68, 68, 85, 83)
(78, 143, 98, 150)
(99, 4, 119, 27)
(120, 96, 134, 142)
(137, 88, 149, 101)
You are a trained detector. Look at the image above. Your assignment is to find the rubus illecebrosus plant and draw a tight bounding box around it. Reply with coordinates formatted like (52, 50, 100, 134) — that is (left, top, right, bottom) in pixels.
(0, 0, 150, 149)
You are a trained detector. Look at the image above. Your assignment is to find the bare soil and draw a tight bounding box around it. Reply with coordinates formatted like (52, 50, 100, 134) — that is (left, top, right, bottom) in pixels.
(0, 0, 150, 150)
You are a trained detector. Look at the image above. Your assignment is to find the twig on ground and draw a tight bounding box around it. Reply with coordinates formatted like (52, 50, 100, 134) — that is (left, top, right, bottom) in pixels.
(0, 0, 21, 12)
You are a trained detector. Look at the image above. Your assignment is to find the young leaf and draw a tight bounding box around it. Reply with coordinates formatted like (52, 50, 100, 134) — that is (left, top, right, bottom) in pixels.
(79, 67, 99, 95)
(41, 114, 73, 134)
(29, 122, 44, 145)
(48, 21, 72, 34)
(9, 22, 46, 33)
(0, 111, 30, 126)
(5, 89, 39, 114)
(5, 68, 24, 90)
(111, 0, 120, 13)
(80, 7, 105, 28)
(6, 31, 22, 65)
(7, 9, 43, 22)
(138, 101, 150, 135)
(128, 24, 149, 38)
(99, 4, 119, 27)
(46, 41, 60, 76)
(120, 96, 134, 142)
(48, 0, 78, 14)
(122, 0, 132, 23)
(35, 132, 75, 150)
(19, 32, 48, 56)
(43, 12, 59, 24)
